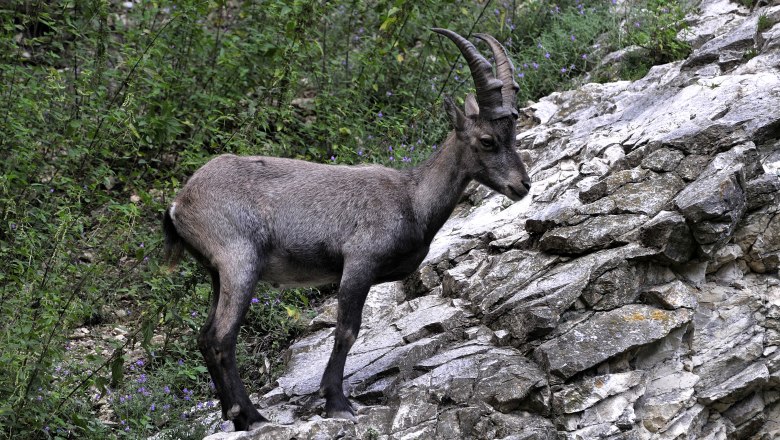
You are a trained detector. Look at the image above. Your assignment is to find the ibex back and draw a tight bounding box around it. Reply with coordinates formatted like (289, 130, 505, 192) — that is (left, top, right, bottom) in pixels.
(162, 28, 531, 431)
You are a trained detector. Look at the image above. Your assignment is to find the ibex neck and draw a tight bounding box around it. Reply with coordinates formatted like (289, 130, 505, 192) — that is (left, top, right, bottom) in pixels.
(408, 132, 472, 242)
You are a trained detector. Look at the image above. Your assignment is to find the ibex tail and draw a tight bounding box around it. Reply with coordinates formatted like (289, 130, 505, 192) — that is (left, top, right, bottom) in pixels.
(162, 206, 184, 271)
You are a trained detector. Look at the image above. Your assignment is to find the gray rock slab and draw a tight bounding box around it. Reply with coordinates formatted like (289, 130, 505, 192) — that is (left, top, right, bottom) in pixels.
(392, 296, 463, 343)
(698, 362, 769, 404)
(674, 165, 746, 255)
(685, 15, 758, 67)
(745, 173, 780, 211)
(553, 371, 646, 414)
(641, 147, 686, 172)
(539, 214, 648, 255)
(636, 371, 699, 432)
(643, 280, 698, 310)
(534, 305, 693, 380)
(578, 172, 686, 217)
(639, 210, 696, 264)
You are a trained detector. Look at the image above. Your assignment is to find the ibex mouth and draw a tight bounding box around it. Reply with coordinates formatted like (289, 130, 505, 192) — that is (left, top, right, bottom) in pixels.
(506, 184, 528, 201)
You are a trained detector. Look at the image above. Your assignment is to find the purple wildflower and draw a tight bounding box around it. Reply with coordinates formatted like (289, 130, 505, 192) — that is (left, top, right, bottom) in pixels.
(330, 156, 336, 162)
(533, 62, 539, 69)
(518, 72, 525, 78)
(251, 297, 259, 304)
(150, 403, 156, 411)
(377, 111, 383, 118)
(545, 52, 550, 59)
(191, 310, 198, 318)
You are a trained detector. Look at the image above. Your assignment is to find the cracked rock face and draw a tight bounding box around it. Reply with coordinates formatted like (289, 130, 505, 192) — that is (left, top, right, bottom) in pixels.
(194, 1, 780, 438)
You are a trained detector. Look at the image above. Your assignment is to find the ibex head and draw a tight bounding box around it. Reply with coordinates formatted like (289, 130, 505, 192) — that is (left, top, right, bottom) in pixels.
(434, 28, 531, 201)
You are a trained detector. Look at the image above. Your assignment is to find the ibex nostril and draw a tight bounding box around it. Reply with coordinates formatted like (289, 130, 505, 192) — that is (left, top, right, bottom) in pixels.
(522, 180, 531, 191)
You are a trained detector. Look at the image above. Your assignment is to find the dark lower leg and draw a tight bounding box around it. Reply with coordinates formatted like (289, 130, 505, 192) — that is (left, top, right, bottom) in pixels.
(320, 270, 371, 418)
(208, 265, 267, 430)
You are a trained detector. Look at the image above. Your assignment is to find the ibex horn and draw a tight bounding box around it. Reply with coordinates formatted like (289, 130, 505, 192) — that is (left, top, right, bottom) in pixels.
(474, 33, 519, 118)
(432, 28, 512, 120)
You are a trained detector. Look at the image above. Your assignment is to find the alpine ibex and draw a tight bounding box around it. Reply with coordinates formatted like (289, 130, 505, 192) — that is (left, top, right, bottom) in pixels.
(162, 29, 530, 431)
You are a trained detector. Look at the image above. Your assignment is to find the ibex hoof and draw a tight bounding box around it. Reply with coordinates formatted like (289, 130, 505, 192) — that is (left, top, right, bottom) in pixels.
(227, 404, 242, 420)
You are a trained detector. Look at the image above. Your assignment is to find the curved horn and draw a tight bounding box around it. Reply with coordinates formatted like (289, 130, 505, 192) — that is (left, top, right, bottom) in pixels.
(475, 33, 519, 118)
(432, 28, 507, 119)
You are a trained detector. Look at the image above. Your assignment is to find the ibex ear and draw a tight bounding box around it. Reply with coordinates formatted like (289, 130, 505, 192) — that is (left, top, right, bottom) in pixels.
(464, 93, 480, 117)
(443, 95, 466, 131)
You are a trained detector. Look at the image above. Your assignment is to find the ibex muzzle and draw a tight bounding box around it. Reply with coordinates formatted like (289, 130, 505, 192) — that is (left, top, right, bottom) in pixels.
(162, 28, 530, 431)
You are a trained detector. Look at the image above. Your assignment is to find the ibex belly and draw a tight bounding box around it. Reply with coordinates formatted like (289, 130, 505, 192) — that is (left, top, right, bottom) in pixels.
(261, 251, 342, 289)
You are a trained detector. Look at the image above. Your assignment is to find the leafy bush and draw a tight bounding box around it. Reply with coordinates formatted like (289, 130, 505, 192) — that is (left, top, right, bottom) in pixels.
(0, 0, 692, 437)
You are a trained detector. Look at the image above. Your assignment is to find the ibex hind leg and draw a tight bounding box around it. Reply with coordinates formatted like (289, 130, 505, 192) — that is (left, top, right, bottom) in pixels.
(200, 250, 268, 431)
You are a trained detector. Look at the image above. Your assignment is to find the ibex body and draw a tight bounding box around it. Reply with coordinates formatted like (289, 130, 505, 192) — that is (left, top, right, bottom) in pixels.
(163, 29, 531, 431)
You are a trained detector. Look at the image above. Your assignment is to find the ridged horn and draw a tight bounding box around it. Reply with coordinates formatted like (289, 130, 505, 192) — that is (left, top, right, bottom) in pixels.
(432, 28, 509, 120)
(474, 33, 519, 118)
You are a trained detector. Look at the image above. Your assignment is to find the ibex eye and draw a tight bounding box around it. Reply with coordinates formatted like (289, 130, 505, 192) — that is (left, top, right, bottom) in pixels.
(479, 136, 496, 150)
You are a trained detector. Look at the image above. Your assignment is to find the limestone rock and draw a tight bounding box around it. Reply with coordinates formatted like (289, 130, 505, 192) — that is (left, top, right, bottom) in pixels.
(539, 214, 647, 255)
(639, 210, 696, 264)
(534, 305, 693, 380)
(553, 371, 646, 414)
(674, 164, 746, 256)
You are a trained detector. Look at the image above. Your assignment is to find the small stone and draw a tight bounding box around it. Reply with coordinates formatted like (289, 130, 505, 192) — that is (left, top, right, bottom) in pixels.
(641, 147, 685, 172)
(643, 280, 698, 309)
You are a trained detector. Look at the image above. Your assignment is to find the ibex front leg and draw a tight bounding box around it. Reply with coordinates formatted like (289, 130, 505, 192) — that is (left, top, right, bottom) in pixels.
(320, 264, 372, 420)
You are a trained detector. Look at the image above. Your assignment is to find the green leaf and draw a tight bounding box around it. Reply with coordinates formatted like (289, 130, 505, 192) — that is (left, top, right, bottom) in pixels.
(110, 351, 124, 388)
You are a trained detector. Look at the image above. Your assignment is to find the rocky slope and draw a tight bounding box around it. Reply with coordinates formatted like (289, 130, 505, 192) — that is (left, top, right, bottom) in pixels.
(198, 1, 780, 438)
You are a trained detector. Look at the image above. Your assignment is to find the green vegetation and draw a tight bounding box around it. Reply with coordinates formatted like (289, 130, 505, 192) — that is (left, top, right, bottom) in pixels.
(758, 14, 772, 33)
(0, 0, 691, 438)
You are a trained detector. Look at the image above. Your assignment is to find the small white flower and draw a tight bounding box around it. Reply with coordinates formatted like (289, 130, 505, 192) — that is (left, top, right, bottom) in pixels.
(122, 1, 134, 9)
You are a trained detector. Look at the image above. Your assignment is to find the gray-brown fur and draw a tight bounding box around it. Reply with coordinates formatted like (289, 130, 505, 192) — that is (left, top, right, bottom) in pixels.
(162, 29, 531, 431)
